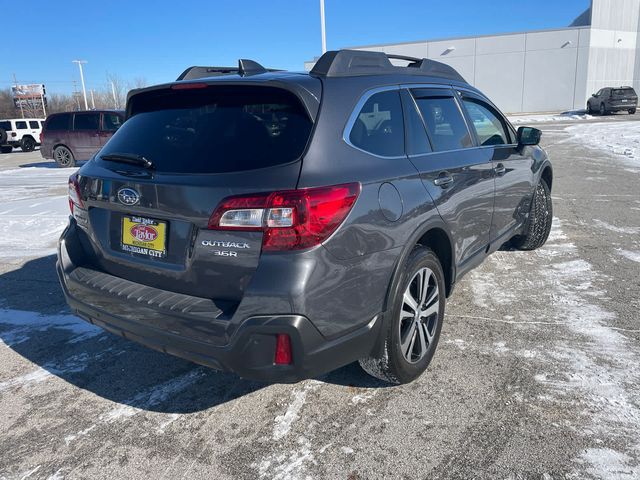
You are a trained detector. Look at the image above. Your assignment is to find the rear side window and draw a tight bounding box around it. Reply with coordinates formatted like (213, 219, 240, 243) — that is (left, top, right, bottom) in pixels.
(16, 121, 27, 129)
(412, 93, 472, 152)
(0, 121, 11, 131)
(74, 113, 100, 130)
(29, 121, 39, 129)
(46, 114, 71, 131)
(348, 90, 404, 157)
(462, 99, 509, 146)
(102, 113, 123, 131)
(100, 86, 313, 174)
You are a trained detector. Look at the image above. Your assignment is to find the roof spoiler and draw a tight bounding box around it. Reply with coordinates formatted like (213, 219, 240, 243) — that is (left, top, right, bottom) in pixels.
(176, 59, 278, 81)
(310, 50, 466, 83)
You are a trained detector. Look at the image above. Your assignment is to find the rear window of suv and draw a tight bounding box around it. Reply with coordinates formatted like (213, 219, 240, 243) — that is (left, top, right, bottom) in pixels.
(612, 88, 636, 96)
(98, 85, 313, 174)
(0, 121, 11, 131)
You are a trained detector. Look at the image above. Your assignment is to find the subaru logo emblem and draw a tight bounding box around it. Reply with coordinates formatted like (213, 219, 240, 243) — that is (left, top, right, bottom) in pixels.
(117, 187, 140, 206)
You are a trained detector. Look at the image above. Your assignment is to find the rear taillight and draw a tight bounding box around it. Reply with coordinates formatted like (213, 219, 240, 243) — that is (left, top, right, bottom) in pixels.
(274, 334, 293, 365)
(11, 132, 16, 137)
(208, 183, 360, 251)
(68, 173, 83, 214)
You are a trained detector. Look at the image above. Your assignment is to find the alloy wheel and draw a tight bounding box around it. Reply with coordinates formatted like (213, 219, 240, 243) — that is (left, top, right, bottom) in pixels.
(399, 267, 440, 364)
(55, 148, 71, 167)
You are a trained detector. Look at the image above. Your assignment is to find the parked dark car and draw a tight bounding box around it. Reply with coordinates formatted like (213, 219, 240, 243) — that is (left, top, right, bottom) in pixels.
(587, 86, 637, 115)
(41, 110, 125, 167)
(57, 50, 553, 384)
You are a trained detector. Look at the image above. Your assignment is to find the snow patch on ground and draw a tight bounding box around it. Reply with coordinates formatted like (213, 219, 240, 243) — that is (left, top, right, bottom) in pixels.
(617, 249, 640, 263)
(565, 121, 640, 167)
(99, 368, 206, 422)
(273, 380, 322, 440)
(0, 309, 102, 346)
(0, 165, 74, 259)
(254, 436, 317, 480)
(469, 218, 640, 477)
(508, 113, 594, 124)
(593, 219, 640, 235)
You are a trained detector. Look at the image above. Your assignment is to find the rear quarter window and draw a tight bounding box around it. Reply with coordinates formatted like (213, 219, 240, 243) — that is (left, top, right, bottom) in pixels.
(348, 90, 404, 157)
(99, 86, 313, 174)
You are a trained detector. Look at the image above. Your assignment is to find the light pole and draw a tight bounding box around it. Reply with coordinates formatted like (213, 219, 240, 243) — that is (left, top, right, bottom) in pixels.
(72, 60, 89, 110)
(320, 0, 327, 54)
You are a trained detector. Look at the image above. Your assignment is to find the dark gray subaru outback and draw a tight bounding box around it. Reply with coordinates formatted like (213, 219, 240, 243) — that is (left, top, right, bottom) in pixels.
(57, 50, 553, 384)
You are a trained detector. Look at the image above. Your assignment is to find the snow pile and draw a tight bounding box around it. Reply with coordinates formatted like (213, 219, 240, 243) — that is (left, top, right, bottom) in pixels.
(565, 121, 640, 167)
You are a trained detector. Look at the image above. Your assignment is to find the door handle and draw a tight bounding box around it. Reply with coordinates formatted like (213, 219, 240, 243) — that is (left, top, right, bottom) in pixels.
(494, 164, 506, 176)
(433, 172, 454, 188)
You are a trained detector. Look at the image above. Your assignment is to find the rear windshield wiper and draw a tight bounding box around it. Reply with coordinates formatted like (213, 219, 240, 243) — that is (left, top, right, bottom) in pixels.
(101, 153, 155, 169)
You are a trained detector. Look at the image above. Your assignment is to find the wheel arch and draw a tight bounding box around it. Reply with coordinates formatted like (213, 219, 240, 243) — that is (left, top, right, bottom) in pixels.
(384, 219, 456, 314)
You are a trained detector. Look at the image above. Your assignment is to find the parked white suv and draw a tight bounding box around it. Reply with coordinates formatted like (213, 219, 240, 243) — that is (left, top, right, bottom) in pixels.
(0, 118, 45, 153)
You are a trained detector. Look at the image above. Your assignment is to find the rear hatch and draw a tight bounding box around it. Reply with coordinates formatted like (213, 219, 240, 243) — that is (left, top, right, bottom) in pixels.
(611, 87, 638, 107)
(72, 83, 317, 302)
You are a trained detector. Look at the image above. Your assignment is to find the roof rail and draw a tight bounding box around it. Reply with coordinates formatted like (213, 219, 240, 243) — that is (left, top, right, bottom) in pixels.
(310, 49, 466, 83)
(176, 59, 277, 81)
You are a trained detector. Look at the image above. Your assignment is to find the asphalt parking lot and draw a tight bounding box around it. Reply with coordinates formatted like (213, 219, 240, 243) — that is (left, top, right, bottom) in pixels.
(1, 115, 639, 479)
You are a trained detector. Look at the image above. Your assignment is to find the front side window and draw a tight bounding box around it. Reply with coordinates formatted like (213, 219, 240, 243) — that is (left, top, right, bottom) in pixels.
(29, 121, 39, 129)
(412, 93, 472, 152)
(462, 99, 509, 146)
(348, 90, 404, 157)
(74, 113, 100, 131)
(16, 121, 27, 129)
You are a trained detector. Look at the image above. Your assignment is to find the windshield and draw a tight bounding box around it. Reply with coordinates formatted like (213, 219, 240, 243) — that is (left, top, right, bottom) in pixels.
(98, 85, 313, 174)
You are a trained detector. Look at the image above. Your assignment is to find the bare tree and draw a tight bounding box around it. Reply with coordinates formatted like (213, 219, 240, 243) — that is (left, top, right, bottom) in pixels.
(0, 89, 17, 118)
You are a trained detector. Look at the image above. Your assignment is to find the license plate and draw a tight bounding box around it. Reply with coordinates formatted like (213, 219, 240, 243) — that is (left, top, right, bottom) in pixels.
(121, 216, 167, 258)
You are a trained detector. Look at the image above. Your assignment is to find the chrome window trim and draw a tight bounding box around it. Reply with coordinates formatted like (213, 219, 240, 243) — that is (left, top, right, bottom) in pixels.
(342, 85, 406, 160)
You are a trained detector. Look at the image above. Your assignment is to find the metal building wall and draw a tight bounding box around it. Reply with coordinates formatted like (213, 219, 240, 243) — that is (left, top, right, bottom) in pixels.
(343, 28, 590, 114)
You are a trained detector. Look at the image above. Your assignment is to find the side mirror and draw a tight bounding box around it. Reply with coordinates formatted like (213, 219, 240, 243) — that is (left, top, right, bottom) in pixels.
(592, 93, 597, 97)
(517, 126, 541, 147)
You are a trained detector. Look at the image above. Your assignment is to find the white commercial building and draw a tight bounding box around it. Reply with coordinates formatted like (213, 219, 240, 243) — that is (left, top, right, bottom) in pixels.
(305, 0, 640, 114)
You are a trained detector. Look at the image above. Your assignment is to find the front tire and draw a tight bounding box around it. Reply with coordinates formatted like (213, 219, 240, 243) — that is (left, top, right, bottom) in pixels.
(600, 103, 607, 116)
(20, 136, 36, 152)
(54, 146, 75, 167)
(359, 247, 445, 384)
(629, 108, 636, 115)
(511, 180, 553, 251)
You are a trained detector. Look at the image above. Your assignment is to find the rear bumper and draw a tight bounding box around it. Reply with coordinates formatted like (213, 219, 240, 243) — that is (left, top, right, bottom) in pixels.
(57, 220, 382, 383)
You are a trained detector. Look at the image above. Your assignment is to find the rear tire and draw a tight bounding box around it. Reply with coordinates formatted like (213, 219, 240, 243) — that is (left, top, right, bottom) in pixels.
(20, 136, 36, 152)
(511, 180, 553, 251)
(0, 128, 7, 145)
(359, 247, 445, 384)
(600, 103, 607, 115)
(629, 108, 636, 115)
(54, 146, 75, 167)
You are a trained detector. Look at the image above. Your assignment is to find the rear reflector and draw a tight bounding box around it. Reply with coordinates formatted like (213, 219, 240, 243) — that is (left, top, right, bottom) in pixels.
(274, 334, 292, 365)
(208, 183, 360, 251)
